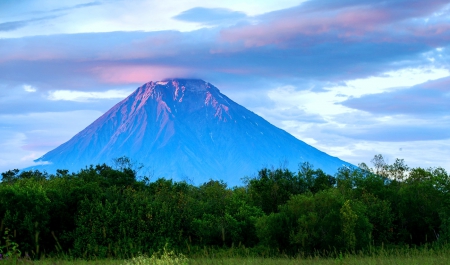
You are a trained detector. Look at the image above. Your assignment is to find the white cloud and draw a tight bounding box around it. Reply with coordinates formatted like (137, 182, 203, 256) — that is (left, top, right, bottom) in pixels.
(252, 66, 450, 172)
(20, 152, 40, 162)
(326, 67, 450, 98)
(318, 138, 450, 171)
(23, 84, 37, 92)
(48, 89, 132, 102)
(0, 110, 103, 173)
(264, 67, 450, 120)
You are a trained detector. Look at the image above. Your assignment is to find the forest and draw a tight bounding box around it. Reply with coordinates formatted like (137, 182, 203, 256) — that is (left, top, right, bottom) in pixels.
(0, 155, 449, 260)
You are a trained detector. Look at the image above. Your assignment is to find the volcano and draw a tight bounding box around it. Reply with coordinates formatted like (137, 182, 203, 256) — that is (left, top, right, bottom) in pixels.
(32, 79, 350, 185)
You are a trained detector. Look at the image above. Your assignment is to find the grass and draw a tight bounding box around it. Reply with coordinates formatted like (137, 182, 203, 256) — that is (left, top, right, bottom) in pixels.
(3, 256, 450, 265)
(2, 246, 450, 265)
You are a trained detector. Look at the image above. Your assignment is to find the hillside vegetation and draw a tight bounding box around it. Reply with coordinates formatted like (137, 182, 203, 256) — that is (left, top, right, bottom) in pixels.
(1, 155, 449, 260)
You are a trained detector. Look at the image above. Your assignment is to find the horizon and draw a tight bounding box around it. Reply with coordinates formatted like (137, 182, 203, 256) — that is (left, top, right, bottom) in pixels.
(1, 0, 450, 173)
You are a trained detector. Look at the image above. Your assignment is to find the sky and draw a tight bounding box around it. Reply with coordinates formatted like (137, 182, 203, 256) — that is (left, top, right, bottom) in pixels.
(1, 0, 450, 173)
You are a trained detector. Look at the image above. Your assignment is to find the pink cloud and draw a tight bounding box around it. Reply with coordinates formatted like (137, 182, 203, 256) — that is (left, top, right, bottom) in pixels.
(411, 24, 450, 37)
(422, 76, 450, 91)
(219, 2, 449, 48)
(91, 64, 192, 85)
(220, 7, 394, 47)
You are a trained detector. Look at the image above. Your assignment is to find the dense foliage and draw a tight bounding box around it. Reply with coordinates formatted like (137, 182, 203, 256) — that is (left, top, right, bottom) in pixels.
(1, 155, 449, 259)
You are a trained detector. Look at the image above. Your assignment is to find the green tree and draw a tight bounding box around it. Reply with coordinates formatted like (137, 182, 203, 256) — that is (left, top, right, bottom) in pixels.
(340, 200, 357, 250)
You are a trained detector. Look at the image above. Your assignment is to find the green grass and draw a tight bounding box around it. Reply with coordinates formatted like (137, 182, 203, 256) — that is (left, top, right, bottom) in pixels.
(3, 256, 450, 265)
(2, 247, 450, 265)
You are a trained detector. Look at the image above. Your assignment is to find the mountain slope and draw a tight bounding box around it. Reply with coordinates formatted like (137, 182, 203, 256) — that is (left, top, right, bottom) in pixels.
(32, 79, 350, 185)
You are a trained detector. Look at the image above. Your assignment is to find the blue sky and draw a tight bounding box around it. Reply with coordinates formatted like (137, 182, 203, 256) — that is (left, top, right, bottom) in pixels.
(1, 0, 450, 173)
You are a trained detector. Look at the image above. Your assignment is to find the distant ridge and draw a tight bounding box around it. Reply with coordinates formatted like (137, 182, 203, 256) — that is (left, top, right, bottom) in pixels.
(30, 79, 351, 185)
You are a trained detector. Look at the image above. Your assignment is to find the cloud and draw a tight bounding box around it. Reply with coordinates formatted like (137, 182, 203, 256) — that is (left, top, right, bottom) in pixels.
(48, 89, 132, 102)
(217, 0, 450, 81)
(1, 0, 450, 90)
(173, 7, 248, 25)
(341, 75, 450, 116)
(0, 85, 125, 115)
(48, 1, 102, 13)
(90, 64, 193, 85)
(0, 15, 59, 32)
(0, 0, 448, 118)
(23, 84, 36, 92)
(314, 136, 450, 171)
(220, 0, 450, 50)
(0, 110, 104, 171)
(0, 27, 446, 93)
(329, 121, 450, 142)
(0, 20, 29, 32)
(318, 0, 448, 16)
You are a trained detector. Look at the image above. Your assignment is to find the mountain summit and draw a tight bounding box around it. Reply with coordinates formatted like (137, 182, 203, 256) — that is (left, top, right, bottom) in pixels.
(33, 79, 350, 185)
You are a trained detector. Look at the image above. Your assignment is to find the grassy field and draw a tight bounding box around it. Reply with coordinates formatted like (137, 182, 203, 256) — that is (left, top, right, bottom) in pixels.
(3, 256, 449, 265)
(2, 247, 450, 265)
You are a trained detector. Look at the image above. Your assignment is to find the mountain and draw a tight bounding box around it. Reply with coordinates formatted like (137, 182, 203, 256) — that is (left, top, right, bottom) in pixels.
(31, 79, 350, 185)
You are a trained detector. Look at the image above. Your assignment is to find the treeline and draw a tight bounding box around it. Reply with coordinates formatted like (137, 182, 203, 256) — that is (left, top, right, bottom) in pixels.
(0, 155, 449, 259)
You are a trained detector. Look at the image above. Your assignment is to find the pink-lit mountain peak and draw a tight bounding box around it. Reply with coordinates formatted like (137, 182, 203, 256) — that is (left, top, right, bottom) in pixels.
(97, 79, 232, 150)
(129, 79, 232, 122)
(31, 78, 350, 185)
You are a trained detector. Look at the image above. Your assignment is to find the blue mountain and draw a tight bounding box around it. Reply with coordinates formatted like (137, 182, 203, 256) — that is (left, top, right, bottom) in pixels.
(32, 79, 350, 185)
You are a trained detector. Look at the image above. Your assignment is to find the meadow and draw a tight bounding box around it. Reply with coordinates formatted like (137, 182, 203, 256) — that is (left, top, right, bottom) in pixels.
(2, 247, 450, 265)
